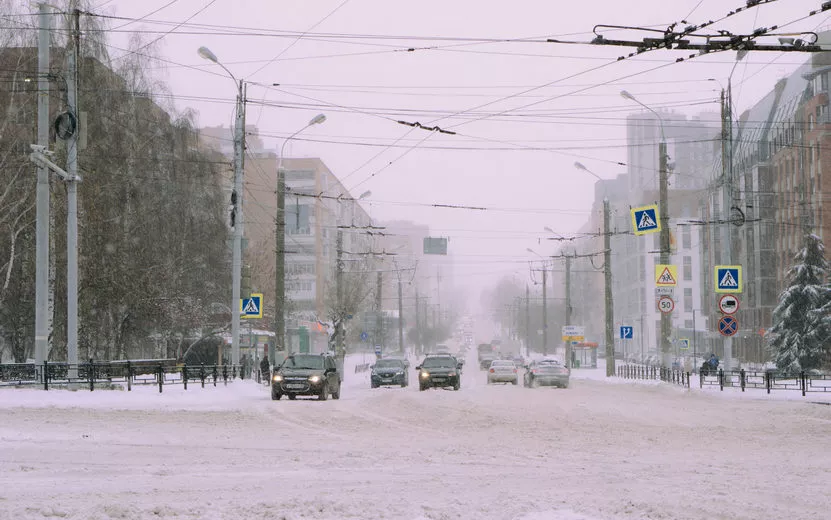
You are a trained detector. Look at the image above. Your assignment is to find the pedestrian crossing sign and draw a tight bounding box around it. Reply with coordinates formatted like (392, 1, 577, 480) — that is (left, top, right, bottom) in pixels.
(240, 293, 264, 319)
(715, 266, 742, 293)
(631, 204, 660, 235)
(655, 264, 678, 286)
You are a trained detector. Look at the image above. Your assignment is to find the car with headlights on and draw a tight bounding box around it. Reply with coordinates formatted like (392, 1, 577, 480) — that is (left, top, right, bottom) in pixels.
(371, 358, 409, 388)
(416, 355, 462, 391)
(487, 359, 518, 385)
(271, 353, 341, 401)
(524, 359, 570, 388)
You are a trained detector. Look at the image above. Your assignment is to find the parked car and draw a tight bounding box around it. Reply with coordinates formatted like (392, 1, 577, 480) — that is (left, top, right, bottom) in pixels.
(371, 358, 409, 388)
(487, 359, 519, 385)
(416, 355, 462, 391)
(271, 353, 341, 401)
(524, 359, 570, 388)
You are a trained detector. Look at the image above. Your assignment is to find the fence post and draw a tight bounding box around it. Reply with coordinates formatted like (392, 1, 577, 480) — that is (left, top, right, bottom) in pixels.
(157, 363, 163, 393)
(765, 371, 771, 394)
(740, 369, 746, 392)
(685, 372, 690, 388)
(89, 358, 95, 392)
(183, 365, 188, 390)
(801, 371, 806, 397)
(719, 369, 724, 391)
(127, 361, 132, 392)
(223, 365, 228, 385)
(232, 365, 237, 380)
(213, 365, 218, 387)
(200, 363, 206, 388)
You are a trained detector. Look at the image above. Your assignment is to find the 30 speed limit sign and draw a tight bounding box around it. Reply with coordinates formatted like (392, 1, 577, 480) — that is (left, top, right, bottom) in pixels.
(657, 296, 675, 314)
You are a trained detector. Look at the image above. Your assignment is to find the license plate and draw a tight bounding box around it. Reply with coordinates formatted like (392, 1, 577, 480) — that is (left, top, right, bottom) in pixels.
(382, 379, 392, 383)
(287, 384, 305, 389)
(432, 378, 446, 382)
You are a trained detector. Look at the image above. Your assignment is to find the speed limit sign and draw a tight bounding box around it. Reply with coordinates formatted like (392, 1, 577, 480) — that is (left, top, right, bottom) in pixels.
(657, 296, 675, 314)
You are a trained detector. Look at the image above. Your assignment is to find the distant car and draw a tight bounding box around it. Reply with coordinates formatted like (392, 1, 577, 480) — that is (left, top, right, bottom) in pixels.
(371, 358, 409, 388)
(487, 359, 519, 385)
(512, 356, 525, 367)
(271, 353, 341, 401)
(416, 355, 462, 391)
(524, 359, 570, 388)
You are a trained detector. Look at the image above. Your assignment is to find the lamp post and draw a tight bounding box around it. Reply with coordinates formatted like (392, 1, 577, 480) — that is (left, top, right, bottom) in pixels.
(527, 248, 547, 355)
(274, 114, 326, 364)
(198, 46, 245, 368)
(621, 90, 671, 368)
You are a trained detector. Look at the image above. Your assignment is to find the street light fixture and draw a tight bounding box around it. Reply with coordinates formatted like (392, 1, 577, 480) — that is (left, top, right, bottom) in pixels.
(198, 45, 246, 369)
(526, 248, 548, 355)
(274, 113, 327, 364)
(622, 90, 671, 368)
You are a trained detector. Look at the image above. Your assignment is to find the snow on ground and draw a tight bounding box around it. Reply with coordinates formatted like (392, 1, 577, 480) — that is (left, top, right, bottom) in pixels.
(2, 352, 830, 520)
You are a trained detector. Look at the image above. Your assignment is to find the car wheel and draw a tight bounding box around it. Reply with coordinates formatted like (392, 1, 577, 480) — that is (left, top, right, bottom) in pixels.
(319, 382, 329, 401)
(512, 379, 518, 386)
(371, 382, 379, 389)
(453, 381, 460, 391)
(271, 387, 282, 400)
(287, 393, 296, 400)
(332, 383, 341, 400)
(419, 384, 427, 391)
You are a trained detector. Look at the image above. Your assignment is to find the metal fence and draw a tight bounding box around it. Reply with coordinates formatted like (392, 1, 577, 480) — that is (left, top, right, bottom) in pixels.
(0, 360, 246, 392)
(617, 364, 691, 388)
(617, 363, 831, 397)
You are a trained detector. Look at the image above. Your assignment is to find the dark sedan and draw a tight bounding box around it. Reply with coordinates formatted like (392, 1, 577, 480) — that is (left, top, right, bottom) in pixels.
(371, 358, 409, 388)
(271, 353, 341, 400)
(417, 355, 462, 391)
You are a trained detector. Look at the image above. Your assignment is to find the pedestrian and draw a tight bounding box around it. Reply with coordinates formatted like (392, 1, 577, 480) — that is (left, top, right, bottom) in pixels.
(260, 355, 270, 382)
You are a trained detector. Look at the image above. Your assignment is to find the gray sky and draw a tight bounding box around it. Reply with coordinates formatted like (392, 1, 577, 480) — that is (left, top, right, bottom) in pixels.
(97, 0, 831, 303)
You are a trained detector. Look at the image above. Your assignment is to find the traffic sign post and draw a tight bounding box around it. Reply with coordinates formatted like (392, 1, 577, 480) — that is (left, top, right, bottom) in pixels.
(718, 315, 739, 337)
(679, 338, 690, 350)
(655, 265, 678, 286)
(631, 205, 660, 236)
(718, 294, 739, 315)
(561, 325, 585, 342)
(657, 296, 675, 314)
(715, 265, 743, 293)
(360, 331, 369, 342)
(619, 326, 633, 340)
(240, 293, 263, 319)
(374, 345, 382, 358)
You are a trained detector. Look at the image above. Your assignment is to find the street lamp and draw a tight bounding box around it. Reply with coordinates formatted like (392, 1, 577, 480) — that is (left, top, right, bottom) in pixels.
(527, 248, 548, 356)
(274, 114, 327, 364)
(621, 89, 671, 368)
(198, 45, 246, 369)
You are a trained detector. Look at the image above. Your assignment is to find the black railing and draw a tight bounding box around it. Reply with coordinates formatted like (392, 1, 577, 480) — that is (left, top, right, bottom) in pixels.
(0, 360, 242, 393)
(615, 363, 831, 397)
(617, 364, 690, 388)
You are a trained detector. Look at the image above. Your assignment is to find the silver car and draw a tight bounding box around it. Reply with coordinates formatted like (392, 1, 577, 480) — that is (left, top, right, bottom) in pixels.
(487, 360, 518, 385)
(524, 359, 570, 388)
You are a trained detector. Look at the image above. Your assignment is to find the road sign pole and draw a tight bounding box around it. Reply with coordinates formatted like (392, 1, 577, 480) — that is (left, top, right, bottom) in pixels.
(658, 140, 671, 368)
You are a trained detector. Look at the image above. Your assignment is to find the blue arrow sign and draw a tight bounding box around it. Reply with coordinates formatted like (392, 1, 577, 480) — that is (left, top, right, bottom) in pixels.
(620, 326, 634, 339)
(360, 331, 368, 342)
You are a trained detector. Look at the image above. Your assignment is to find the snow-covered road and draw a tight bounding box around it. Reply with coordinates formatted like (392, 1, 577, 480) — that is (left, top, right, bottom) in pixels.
(2, 354, 830, 520)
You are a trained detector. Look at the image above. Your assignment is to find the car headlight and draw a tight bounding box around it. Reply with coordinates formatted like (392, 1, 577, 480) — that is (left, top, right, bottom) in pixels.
(448, 371, 457, 377)
(420, 371, 430, 379)
(272, 374, 283, 382)
(395, 370, 404, 375)
(309, 375, 321, 383)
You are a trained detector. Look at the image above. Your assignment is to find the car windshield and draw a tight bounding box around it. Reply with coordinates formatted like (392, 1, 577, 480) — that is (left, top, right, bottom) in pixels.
(491, 361, 513, 367)
(282, 355, 324, 370)
(375, 359, 403, 369)
(422, 357, 456, 368)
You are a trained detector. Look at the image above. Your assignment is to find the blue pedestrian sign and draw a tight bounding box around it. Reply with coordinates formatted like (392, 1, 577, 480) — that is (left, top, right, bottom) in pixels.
(374, 345, 382, 357)
(679, 338, 690, 350)
(718, 315, 739, 337)
(360, 331, 368, 342)
(620, 326, 634, 339)
(631, 204, 660, 236)
(240, 293, 263, 319)
(715, 265, 743, 293)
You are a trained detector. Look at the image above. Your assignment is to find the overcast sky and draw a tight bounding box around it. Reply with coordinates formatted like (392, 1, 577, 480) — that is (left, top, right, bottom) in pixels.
(92, 0, 831, 306)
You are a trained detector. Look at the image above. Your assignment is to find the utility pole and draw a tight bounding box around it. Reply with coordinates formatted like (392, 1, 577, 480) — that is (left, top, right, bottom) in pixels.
(375, 271, 383, 351)
(721, 86, 734, 371)
(436, 266, 441, 330)
(335, 230, 344, 361)
(604, 198, 615, 376)
(230, 79, 246, 368)
(66, 8, 81, 377)
(525, 284, 530, 356)
(397, 273, 404, 354)
(542, 265, 548, 356)
(274, 161, 285, 363)
(414, 288, 421, 356)
(34, 3, 51, 374)
(659, 141, 672, 368)
(564, 254, 572, 367)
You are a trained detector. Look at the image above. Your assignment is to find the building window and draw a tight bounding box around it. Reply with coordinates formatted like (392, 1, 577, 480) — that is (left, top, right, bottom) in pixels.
(684, 320, 693, 329)
(683, 256, 692, 281)
(286, 205, 310, 234)
(684, 287, 692, 312)
(682, 226, 691, 249)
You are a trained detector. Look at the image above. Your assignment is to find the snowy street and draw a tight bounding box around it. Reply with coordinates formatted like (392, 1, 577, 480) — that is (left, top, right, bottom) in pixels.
(2, 355, 830, 520)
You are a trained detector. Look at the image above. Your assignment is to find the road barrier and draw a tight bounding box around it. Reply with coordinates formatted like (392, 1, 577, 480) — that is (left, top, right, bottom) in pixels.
(617, 363, 831, 397)
(0, 360, 243, 393)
